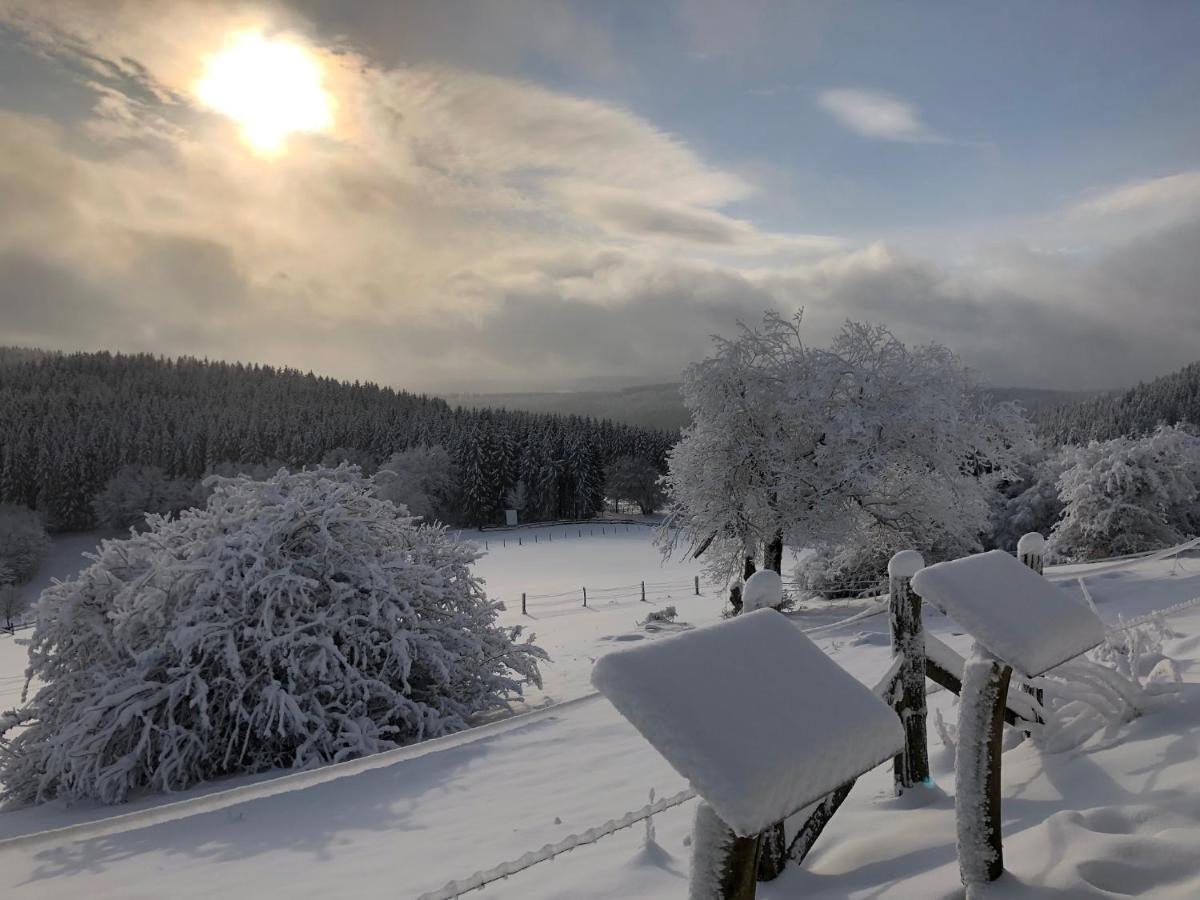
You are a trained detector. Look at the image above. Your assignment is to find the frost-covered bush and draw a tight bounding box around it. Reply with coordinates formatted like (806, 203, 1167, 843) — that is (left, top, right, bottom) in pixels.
(0, 503, 50, 584)
(0, 466, 545, 805)
(1048, 424, 1200, 561)
(91, 465, 199, 531)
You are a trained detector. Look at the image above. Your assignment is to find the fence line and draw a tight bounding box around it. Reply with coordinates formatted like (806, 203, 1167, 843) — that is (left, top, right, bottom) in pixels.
(415, 787, 698, 900)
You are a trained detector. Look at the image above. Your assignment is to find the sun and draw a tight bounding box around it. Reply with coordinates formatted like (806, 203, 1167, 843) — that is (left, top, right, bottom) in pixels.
(195, 31, 335, 155)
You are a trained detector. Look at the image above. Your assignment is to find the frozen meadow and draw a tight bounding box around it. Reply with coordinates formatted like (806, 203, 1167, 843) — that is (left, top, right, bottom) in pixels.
(0, 527, 1199, 898)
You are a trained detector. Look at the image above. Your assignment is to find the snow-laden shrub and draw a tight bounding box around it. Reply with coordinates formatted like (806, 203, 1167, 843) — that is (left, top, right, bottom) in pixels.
(1048, 424, 1200, 561)
(0, 466, 545, 805)
(0, 503, 50, 584)
(91, 465, 199, 532)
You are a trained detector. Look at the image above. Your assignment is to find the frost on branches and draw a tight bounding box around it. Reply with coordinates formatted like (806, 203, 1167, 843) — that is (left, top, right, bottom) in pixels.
(659, 311, 1030, 587)
(0, 466, 545, 805)
(1048, 424, 1200, 561)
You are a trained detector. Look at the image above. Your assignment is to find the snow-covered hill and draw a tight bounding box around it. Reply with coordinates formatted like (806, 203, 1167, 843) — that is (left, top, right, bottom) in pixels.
(0, 532, 1198, 898)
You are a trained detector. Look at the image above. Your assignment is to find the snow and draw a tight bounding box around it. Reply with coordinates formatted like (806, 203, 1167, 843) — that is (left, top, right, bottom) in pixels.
(741, 569, 782, 612)
(887, 549, 924, 579)
(0, 530, 1199, 898)
(912, 549, 1106, 677)
(591, 609, 904, 836)
(1015, 532, 1044, 556)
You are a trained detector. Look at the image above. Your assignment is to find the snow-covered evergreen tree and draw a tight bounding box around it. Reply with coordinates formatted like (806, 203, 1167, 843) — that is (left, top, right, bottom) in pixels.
(0, 503, 49, 584)
(0, 466, 545, 805)
(374, 444, 460, 523)
(91, 464, 199, 531)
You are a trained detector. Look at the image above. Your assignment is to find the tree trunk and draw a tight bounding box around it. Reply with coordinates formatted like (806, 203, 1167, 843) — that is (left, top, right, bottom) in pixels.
(731, 554, 756, 615)
(763, 532, 784, 574)
(690, 802, 761, 900)
(955, 645, 1012, 887)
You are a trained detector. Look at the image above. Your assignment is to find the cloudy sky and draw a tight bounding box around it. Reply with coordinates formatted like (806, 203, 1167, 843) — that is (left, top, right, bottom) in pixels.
(1, 1, 1198, 393)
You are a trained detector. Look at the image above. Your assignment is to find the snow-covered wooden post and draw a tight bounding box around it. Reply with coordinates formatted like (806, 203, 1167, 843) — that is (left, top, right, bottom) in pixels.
(592, 610, 904, 900)
(888, 549, 929, 793)
(913, 550, 1105, 891)
(1016, 532, 1046, 726)
(1017, 532, 1044, 575)
(956, 643, 1011, 882)
(739, 569, 787, 880)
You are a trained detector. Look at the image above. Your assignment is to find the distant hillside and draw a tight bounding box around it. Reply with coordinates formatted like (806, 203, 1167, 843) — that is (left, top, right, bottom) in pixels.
(1034, 361, 1200, 444)
(446, 383, 690, 432)
(982, 386, 1097, 411)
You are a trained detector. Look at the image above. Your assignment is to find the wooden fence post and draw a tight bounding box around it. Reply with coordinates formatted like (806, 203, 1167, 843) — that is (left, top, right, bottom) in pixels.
(641, 581, 646, 602)
(956, 643, 1012, 886)
(690, 802, 761, 900)
(888, 550, 929, 793)
(582, 587, 587, 608)
(521, 593, 526, 615)
(695, 576, 701, 596)
(1016, 533, 1046, 728)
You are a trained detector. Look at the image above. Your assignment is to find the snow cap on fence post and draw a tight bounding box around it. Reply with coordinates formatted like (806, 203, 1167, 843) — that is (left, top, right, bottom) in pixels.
(888, 549, 925, 579)
(911, 549, 1105, 889)
(1017, 532, 1045, 576)
(592, 610, 903, 899)
(741, 569, 782, 613)
(591, 611, 905, 831)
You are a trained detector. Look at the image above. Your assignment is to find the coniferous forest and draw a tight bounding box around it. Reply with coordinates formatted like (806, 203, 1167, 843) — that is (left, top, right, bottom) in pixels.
(1034, 361, 1200, 445)
(0, 350, 674, 531)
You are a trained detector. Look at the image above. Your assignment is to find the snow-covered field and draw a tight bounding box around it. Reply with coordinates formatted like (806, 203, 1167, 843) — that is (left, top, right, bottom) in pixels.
(1, 530, 1199, 898)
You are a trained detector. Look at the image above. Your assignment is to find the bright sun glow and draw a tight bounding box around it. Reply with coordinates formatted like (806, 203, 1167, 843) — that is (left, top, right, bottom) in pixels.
(195, 31, 334, 155)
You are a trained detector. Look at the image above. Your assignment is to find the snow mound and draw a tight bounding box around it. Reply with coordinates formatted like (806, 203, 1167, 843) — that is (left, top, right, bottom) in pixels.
(741, 570, 782, 612)
(591, 609, 903, 836)
(912, 549, 1104, 677)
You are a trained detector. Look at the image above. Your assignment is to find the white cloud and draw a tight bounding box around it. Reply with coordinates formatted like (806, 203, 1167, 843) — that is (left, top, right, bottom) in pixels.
(817, 88, 946, 143)
(1, 2, 1198, 395)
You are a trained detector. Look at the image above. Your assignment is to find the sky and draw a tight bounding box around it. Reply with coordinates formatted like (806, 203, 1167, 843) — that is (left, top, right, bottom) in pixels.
(1, 0, 1198, 394)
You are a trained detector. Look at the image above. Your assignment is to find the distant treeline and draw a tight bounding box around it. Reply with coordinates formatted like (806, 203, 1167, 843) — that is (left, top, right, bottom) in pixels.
(1034, 361, 1200, 445)
(0, 350, 675, 530)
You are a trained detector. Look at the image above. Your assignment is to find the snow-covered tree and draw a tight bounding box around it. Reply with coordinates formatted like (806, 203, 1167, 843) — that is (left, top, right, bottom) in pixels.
(505, 480, 529, 516)
(0, 466, 545, 805)
(0, 503, 49, 584)
(373, 444, 460, 524)
(1048, 424, 1200, 561)
(988, 449, 1068, 552)
(604, 455, 665, 515)
(320, 446, 379, 475)
(661, 312, 1030, 585)
(91, 465, 199, 531)
(0, 583, 29, 632)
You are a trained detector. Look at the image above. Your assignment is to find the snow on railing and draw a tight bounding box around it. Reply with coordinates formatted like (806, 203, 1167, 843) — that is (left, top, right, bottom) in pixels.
(415, 787, 698, 900)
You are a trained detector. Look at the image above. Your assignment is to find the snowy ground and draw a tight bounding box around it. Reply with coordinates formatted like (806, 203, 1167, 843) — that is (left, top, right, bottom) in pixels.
(0, 531, 1198, 898)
